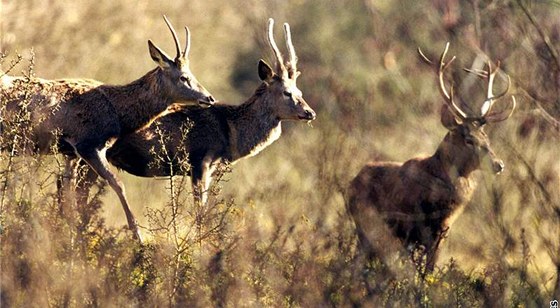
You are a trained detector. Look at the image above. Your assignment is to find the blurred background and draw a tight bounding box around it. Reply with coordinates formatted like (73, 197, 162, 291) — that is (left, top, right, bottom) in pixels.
(1, 0, 559, 306)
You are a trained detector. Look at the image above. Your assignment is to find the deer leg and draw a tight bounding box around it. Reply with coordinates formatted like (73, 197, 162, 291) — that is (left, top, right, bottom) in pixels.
(74, 160, 99, 206)
(75, 146, 142, 242)
(191, 154, 215, 205)
(191, 165, 203, 205)
(425, 226, 449, 272)
(74, 160, 101, 233)
(356, 228, 379, 260)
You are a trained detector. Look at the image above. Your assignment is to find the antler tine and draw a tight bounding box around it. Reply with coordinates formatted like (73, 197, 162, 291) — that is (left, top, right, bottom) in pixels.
(418, 43, 467, 119)
(283, 23, 298, 75)
(417, 47, 434, 65)
(183, 26, 191, 58)
(485, 95, 516, 123)
(486, 61, 496, 107)
(267, 18, 286, 73)
(463, 67, 488, 79)
(481, 61, 511, 116)
(437, 42, 458, 99)
(437, 43, 467, 120)
(162, 15, 182, 60)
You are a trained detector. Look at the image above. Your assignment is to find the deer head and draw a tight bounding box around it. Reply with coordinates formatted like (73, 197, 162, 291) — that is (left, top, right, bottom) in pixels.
(419, 43, 516, 175)
(257, 19, 316, 121)
(148, 15, 215, 107)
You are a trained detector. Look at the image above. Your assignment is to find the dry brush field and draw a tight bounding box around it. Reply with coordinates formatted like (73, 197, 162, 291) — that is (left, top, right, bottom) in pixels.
(1, 0, 559, 306)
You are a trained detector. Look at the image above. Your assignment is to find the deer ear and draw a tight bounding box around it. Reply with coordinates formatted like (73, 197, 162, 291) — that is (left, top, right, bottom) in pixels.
(258, 59, 274, 81)
(440, 104, 460, 130)
(148, 40, 174, 69)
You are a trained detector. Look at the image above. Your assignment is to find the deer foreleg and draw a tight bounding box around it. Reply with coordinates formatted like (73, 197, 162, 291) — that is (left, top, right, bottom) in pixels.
(425, 226, 449, 272)
(191, 154, 216, 205)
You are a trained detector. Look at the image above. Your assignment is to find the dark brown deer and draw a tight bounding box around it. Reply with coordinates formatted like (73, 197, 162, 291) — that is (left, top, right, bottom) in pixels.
(0, 16, 215, 241)
(74, 18, 316, 205)
(346, 43, 516, 272)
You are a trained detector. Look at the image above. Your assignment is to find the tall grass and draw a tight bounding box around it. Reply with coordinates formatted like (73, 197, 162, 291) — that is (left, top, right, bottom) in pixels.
(1, 0, 559, 306)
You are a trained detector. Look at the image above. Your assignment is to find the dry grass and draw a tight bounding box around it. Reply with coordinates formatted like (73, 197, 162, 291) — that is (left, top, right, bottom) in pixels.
(1, 0, 559, 306)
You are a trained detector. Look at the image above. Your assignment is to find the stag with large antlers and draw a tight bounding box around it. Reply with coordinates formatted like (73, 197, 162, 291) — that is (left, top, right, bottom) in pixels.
(71, 18, 315, 205)
(347, 43, 516, 273)
(0, 16, 214, 241)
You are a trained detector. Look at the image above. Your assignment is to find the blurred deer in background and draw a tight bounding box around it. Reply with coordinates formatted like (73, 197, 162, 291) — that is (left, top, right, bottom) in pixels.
(346, 43, 516, 273)
(74, 18, 316, 206)
(0, 16, 215, 241)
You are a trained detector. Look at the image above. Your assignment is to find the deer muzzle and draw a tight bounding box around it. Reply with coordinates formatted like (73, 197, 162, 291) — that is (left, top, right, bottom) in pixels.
(491, 159, 504, 174)
(198, 95, 216, 107)
(299, 109, 316, 121)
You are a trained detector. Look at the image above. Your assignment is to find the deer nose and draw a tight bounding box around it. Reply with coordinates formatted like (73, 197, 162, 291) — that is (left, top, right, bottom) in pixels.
(304, 109, 316, 120)
(492, 160, 504, 174)
(199, 95, 215, 107)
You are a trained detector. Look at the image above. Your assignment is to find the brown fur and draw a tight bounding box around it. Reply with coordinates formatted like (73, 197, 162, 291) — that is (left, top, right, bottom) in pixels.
(347, 107, 506, 272)
(348, 45, 516, 272)
(106, 61, 315, 204)
(0, 17, 214, 241)
(76, 19, 315, 205)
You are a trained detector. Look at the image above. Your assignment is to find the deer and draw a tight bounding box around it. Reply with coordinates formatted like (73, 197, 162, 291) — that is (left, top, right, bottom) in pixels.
(0, 16, 215, 241)
(346, 43, 516, 274)
(73, 18, 316, 206)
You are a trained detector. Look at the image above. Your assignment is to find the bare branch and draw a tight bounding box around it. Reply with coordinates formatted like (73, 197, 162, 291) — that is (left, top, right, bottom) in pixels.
(516, 0, 560, 73)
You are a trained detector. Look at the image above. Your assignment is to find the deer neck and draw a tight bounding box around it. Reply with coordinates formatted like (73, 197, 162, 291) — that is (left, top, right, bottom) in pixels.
(432, 138, 478, 205)
(425, 144, 477, 217)
(102, 68, 172, 135)
(227, 93, 282, 161)
(434, 132, 480, 180)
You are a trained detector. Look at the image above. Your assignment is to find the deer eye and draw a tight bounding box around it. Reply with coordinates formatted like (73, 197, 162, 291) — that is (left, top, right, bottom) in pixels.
(465, 138, 475, 147)
(180, 76, 192, 86)
(283, 90, 292, 97)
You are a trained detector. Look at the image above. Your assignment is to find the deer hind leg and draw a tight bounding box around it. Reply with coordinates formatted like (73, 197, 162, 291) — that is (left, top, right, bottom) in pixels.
(352, 219, 398, 297)
(57, 158, 80, 216)
(73, 160, 101, 231)
(74, 145, 142, 242)
(72, 159, 101, 206)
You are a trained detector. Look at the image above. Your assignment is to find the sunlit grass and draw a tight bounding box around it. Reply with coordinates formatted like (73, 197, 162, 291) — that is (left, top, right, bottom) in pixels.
(2, 0, 559, 305)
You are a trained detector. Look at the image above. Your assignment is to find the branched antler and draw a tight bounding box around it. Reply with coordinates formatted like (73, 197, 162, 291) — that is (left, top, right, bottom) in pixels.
(419, 42, 468, 120)
(464, 61, 515, 122)
(420, 43, 516, 123)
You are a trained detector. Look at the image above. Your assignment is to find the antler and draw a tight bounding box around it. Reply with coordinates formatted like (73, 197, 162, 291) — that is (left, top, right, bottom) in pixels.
(464, 61, 512, 119)
(283, 23, 299, 79)
(418, 42, 468, 120)
(267, 18, 286, 74)
(163, 15, 182, 61)
(183, 26, 191, 58)
(465, 61, 511, 117)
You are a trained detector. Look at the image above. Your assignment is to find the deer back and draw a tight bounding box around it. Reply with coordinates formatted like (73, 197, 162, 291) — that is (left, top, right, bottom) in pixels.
(107, 107, 229, 177)
(106, 18, 316, 178)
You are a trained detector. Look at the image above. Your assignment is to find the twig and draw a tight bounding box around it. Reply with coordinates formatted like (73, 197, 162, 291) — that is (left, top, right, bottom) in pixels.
(516, 86, 560, 133)
(500, 137, 554, 204)
(516, 0, 560, 72)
